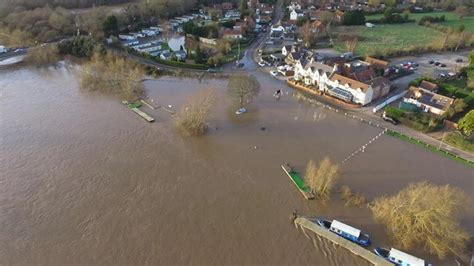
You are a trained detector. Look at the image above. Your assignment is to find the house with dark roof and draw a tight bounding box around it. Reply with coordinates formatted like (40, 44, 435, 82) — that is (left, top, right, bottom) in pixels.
(369, 76, 391, 100)
(294, 59, 337, 91)
(403, 86, 454, 116)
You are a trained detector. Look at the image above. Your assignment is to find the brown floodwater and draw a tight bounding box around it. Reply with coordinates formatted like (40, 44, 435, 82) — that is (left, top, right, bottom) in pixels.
(0, 65, 472, 265)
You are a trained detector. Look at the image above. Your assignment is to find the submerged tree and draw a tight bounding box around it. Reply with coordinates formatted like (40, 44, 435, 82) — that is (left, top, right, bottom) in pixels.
(304, 157, 339, 200)
(80, 52, 145, 101)
(174, 89, 216, 136)
(227, 74, 260, 108)
(24, 44, 60, 66)
(371, 181, 470, 259)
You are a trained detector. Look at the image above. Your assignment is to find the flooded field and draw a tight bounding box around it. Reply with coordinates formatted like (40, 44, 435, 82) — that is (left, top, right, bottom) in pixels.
(0, 65, 472, 265)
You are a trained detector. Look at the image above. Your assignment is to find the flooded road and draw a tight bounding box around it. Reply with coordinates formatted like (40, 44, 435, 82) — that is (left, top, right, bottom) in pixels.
(0, 65, 472, 265)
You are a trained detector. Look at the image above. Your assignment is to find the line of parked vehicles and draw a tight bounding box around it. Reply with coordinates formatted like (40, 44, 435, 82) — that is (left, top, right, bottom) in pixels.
(315, 218, 428, 266)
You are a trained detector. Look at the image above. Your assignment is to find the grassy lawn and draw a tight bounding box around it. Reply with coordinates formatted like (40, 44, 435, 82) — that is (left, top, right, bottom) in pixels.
(386, 130, 474, 167)
(366, 12, 474, 33)
(439, 17, 474, 33)
(334, 23, 442, 56)
(445, 132, 474, 153)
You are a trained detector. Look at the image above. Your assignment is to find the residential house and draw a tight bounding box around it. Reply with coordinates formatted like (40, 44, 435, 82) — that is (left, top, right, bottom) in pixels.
(290, 9, 305, 21)
(364, 56, 390, 75)
(118, 34, 136, 40)
(160, 50, 172, 60)
(285, 51, 307, 66)
(403, 86, 454, 116)
(327, 73, 374, 105)
(418, 80, 439, 93)
(368, 76, 391, 100)
(175, 50, 187, 60)
(282, 44, 302, 56)
(222, 29, 244, 39)
(294, 59, 337, 90)
(287, 2, 302, 11)
(341, 60, 376, 82)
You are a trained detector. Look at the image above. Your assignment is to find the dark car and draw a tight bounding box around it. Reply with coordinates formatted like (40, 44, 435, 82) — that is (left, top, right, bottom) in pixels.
(434, 62, 441, 66)
(455, 58, 463, 63)
(440, 63, 446, 67)
(428, 60, 434, 64)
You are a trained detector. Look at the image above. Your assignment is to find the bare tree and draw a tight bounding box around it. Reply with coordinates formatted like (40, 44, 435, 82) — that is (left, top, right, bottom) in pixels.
(227, 74, 260, 107)
(80, 52, 145, 101)
(345, 37, 358, 54)
(304, 157, 339, 200)
(24, 44, 60, 66)
(174, 89, 216, 136)
(371, 181, 470, 259)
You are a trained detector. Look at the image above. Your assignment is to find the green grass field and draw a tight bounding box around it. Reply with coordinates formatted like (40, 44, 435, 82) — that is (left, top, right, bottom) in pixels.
(366, 12, 474, 33)
(334, 23, 442, 56)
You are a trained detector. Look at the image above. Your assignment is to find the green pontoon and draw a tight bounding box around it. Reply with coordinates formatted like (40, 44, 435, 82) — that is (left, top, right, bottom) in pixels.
(281, 164, 315, 200)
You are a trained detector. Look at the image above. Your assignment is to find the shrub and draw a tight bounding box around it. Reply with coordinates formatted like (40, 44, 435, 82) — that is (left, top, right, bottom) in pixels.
(340, 185, 366, 207)
(174, 89, 216, 136)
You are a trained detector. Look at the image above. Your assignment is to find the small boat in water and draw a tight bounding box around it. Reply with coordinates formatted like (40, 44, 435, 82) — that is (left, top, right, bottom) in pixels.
(374, 247, 426, 266)
(329, 220, 371, 247)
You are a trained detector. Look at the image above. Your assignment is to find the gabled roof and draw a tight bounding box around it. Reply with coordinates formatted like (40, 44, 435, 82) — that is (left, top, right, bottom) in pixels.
(304, 61, 334, 76)
(330, 73, 370, 92)
(365, 56, 389, 69)
(419, 80, 438, 92)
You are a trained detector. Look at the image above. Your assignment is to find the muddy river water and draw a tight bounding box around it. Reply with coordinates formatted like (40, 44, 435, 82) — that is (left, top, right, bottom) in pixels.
(0, 65, 473, 265)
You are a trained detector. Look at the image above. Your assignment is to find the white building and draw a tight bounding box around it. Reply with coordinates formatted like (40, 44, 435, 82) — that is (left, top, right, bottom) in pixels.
(118, 34, 136, 40)
(287, 2, 302, 11)
(326, 73, 374, 105)
(294, 59, 336, 90)
(290, 10, 304, 21)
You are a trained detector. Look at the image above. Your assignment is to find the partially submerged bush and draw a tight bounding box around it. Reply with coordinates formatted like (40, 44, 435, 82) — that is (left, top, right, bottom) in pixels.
(305, 157, 340, 201)
(340, 185, 366, 207)
(24, 44, 60, 66)
(80, 52, 145, 101)
(174, 89, 216, 136)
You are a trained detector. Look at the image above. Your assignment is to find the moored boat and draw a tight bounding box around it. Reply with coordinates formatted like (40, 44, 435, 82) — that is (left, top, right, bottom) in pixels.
(329, 220, 371, 247)
(315, 218, 332, 230)
(374, 247, 426, 266)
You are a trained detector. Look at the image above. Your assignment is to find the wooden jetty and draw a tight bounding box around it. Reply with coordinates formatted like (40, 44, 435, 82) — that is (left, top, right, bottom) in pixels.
(281, 165, 314, 200)
(294, 217, 392, 266)
(140, 99, 157, 110)
(131, 108, 155, 122)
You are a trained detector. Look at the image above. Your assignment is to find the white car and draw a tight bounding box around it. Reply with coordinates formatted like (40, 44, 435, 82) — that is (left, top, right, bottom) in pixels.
(270, 70, 278, 76)
(258, 61, 266, 67)
(448, 72, 456, 77)
(235, 107, 247, 115)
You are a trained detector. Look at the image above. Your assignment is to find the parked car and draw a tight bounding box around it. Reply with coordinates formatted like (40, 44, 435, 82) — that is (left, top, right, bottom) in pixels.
(258, 61, 266, 67)
(428, 60, 434, 64)
(434, 62, 441, 66)
(207, 68, 218, 73)
(382, 111, 399, 125)
(448, 72, 456, 77)
(235, 107, 247, 115)
(438, 73, 447, 78)
(270, 70, 278, 76)
(455, 58, 463, 63)
(439, 63, 446, 67)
